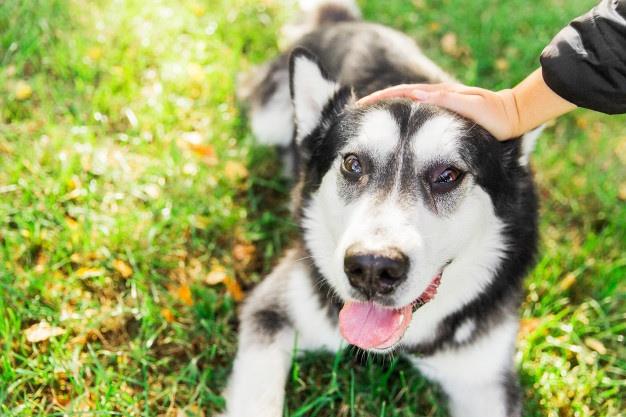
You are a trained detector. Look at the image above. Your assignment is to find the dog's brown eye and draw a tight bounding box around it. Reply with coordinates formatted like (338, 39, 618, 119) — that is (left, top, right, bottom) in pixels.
(342, 154, 362, 176)
(430, 166, 464, 193)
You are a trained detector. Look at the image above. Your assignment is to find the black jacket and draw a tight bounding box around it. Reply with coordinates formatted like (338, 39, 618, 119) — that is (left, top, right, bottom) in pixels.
(540, 0, 626, 114)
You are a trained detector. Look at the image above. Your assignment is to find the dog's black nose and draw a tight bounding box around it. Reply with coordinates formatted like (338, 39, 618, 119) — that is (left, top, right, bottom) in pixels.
(344, 246, 409, 298)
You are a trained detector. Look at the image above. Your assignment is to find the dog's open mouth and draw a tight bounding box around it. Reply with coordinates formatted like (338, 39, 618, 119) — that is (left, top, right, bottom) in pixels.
(338, 271, 443, 350)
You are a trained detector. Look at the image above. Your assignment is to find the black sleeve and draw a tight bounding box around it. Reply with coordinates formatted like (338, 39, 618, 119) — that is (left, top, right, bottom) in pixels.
(540, 0, 626, 114)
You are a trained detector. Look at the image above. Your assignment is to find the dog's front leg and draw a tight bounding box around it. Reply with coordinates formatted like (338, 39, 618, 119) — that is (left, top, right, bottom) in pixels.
(412, 319, 521, 417)
(221, 324, 294, 417)
(220, 257, 299, 417)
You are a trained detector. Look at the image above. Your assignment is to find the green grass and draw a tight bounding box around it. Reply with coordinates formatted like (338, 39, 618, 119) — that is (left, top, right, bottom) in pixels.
(0, 0, 624, 416)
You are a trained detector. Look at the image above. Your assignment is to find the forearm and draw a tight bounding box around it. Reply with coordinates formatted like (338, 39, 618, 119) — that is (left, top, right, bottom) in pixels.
(504, 68, 577, 137)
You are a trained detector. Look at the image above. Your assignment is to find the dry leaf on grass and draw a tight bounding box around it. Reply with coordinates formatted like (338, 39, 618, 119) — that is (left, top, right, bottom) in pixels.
(232, 243, 256, 266)
(87, 46, 103, 61)
(618, 183, 626, 201)
(189, 143, 215, 157)
(559, 272, 577, 291)
(25, 320, 66, 343)
(584, 337, 607, 355)
(206, 267, 227, 285)
(161, 308, 175, 323)
(15, 80, 32, 101)
(177, 285, 194, 306)
(112, 259, 133, 278)
(75, 267, 105, 279)
(224, 161, 248, 181)
(441, 32, 459, 56)
(495, 58, 509, 72)
(224, 276, 245, 302)
(518, 317, 541, 340)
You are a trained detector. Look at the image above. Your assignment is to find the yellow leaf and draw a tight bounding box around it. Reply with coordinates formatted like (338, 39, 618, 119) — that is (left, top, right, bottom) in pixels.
(518, 317, 541, 339)
(559, 272, 577, 291)
(584, 337, 607, 355)
(15, 80, 32, 101)
(224, 276, 244, 302)
(440, 32, 459, 57)
(161, 308, 175, 323)
(494, 58, 509, 72)
(75, 267, 105, 279)
(189, 143, 215, 157)
(112, 259, 133, 278)
(87, 46, 103, 61)
(25, 320, 65, 343)
(206, 269, 227, 285)
(618, 183, 626, 201)
(224, 161, 248, 181)
(177, 285, 194, 306)
(190, 3, 207, 17)
(428, 22, 441, 32)
(232, 243, 256, 266)
(66, 216, 79, 229)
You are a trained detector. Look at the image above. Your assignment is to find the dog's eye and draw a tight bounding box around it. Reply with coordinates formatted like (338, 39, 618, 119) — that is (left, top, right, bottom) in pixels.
(429, 166, 464, 193)
(342, 154, 362, 176)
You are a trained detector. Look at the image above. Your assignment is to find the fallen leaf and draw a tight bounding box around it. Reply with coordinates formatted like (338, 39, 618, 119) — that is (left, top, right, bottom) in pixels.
(441, 32, 459, 57)
(495, 58, 509, 72)
(190, 3, 207, 17)
(87, 46, 103, 61)
(177, 285, 194, 306)
(189, 143, 215, 157)
(206, 264, 227, 285)
(223, 276, 244, 302)
(113, 259, 133, 278)
(618, 183, 626, 201)
(575, 116, 589, 129)
(75, 267, 105, 279)
(232, 243, 256, 266)
(15, 80, 33, 100)
(428, 22, 441, 32)
(34, 252, 48, 273)
(25, 320, 65, 343)
(161, 308, 175, 323)
(584, 337, 607, 355)
(559, 272, 577, 291)
(182, 404, 205, 417)
(66, 216, 79, 229)
(518, 317, 541, 339)
(224, 161, 248, 181)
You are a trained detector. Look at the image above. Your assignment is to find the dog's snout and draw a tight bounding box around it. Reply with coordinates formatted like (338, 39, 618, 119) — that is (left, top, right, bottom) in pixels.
(344, 246, 409, 297)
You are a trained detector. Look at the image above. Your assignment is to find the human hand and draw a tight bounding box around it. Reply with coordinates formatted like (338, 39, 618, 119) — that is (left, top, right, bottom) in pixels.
(357, 69, 576, 141)
(357, 83, 521, 140)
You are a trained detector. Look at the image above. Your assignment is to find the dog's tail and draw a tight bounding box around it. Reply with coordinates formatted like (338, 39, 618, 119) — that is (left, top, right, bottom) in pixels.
(281, 0, 361, 46)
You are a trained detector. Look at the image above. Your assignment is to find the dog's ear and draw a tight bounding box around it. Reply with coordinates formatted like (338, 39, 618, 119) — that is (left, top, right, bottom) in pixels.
(517, 125, 543, 167)
(289, 47, 339, 143)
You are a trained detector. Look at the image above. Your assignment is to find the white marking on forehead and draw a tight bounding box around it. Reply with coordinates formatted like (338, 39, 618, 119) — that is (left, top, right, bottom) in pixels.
(411, 113, 463, 163)
(352, 108, 400, 157)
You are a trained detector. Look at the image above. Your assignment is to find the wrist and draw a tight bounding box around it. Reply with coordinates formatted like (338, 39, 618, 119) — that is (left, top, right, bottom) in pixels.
(495, 89, 523, 139)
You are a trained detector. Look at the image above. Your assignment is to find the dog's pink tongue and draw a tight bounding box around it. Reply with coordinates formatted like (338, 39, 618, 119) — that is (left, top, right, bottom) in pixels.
(339, 301, 412, 350)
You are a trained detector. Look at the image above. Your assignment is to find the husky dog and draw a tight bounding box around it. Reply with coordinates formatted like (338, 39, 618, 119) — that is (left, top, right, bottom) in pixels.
(225, 1, 540, 416)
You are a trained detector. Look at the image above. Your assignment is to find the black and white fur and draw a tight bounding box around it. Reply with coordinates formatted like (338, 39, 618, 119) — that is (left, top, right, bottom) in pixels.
(225, 1, 540, 416)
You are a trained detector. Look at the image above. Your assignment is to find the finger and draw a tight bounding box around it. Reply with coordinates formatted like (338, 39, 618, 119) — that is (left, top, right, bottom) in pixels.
(423, 90, 486, 120)
(357, 83, 439, 105)
(357, 86, 416, 105)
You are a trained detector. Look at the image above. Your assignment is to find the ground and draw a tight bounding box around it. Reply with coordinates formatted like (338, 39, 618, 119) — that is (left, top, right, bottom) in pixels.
(0, 0, 624, 416)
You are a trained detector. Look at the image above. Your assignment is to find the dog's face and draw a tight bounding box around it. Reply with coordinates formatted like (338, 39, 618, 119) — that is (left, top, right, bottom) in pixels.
(290, 49, 536, 351)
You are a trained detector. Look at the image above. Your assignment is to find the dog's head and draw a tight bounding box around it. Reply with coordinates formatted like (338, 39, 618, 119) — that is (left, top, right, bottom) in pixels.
(290, 48, 538, 352)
